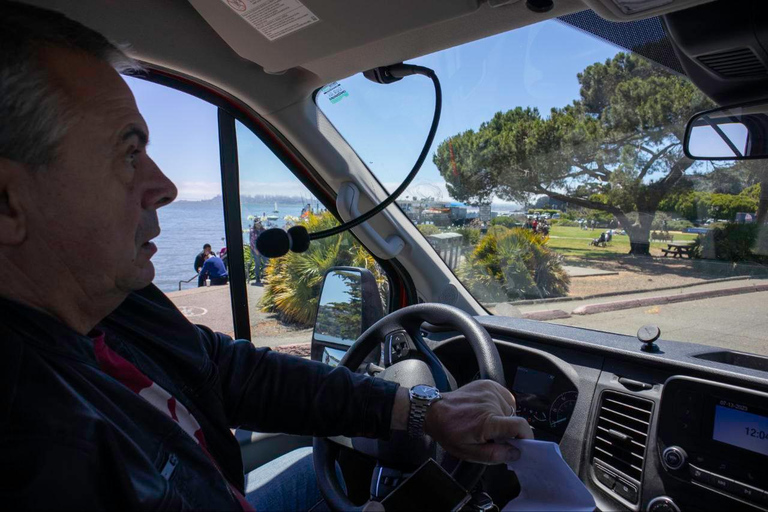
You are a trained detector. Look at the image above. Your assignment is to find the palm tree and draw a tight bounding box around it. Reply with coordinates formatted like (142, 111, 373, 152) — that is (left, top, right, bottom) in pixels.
(260, 212, 385, 326)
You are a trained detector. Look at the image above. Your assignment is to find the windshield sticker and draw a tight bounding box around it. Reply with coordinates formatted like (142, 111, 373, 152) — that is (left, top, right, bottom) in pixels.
(321, 82, 349, 104)
(221, 0, 320, 42)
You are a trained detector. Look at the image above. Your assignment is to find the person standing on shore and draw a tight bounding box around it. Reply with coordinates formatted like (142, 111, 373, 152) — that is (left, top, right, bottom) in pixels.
(194, 243, 212, 287)
(249, 220, 266, 284)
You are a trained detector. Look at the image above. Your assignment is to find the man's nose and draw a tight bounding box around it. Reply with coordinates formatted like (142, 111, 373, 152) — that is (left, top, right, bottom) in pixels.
(141, 157, 178, 209)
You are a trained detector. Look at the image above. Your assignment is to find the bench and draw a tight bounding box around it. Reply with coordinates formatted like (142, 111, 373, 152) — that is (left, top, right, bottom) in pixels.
(662, 243, 693, 258)
(651, 231, 674, 242)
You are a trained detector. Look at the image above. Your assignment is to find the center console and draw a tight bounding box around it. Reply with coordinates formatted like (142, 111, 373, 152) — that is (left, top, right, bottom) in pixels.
(657, 376, 768, 511)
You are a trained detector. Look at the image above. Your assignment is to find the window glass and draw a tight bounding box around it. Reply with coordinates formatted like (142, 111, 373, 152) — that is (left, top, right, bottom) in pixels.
(317, 18, 768, 356)
(126, 77, 234, 335)
(235, 121, 389, 351)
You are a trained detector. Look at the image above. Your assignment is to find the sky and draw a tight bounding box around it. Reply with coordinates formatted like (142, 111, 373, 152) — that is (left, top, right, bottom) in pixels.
(127, 19, 621, 203)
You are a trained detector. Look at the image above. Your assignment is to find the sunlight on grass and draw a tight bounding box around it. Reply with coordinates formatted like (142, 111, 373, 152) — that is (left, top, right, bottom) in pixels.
(547, 226, 698, 259)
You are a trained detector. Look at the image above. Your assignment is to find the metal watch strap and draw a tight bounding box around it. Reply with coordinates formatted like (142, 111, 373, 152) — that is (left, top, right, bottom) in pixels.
(407, 385, 441, 438)
(407, 396, 430, 438)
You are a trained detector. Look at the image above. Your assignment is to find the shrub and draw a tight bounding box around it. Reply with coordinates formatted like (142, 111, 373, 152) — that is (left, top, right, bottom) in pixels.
(417, 223, 441, 236)
(692, 223, 762, 262)
(491, 216, 521, 228)
(667, 220, 693, 231)
(261, 212, 386, 327)
(455, 227, 481, 247)
(554, 219, 579, 227)
(457, 227, 570, 302)
(242, 244, 254, 280)
(651, 213, 692, 231)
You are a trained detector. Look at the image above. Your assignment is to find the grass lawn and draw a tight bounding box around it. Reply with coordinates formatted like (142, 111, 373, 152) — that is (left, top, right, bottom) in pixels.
(547, 225, 698, 260)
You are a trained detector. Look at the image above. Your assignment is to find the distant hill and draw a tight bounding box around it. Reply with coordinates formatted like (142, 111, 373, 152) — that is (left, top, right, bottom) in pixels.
(173, 194, 311, 206)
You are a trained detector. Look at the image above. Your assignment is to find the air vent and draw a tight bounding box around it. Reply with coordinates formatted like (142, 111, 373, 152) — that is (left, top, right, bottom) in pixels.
(592, 391, 653, 484)
(698, 48, 768, 79)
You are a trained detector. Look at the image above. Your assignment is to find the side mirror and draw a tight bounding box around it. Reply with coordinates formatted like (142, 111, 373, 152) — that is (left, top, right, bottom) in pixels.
(684, 99, 768, 160)
(311, 267, 384, 365)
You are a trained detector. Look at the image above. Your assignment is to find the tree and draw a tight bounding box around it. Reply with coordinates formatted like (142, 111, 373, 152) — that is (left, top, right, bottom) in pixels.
(659, 188, 759, 222)
(315, 271, 364, 342)
(433, 53, 714, 255)
(260, 212, 385, 327)
(732, 161, 768, 226)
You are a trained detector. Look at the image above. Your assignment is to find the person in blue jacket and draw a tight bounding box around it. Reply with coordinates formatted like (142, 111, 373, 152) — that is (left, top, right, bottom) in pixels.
(201, 254, 229, 285)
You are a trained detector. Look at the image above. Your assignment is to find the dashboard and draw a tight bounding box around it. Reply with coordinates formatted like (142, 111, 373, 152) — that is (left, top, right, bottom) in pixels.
(510, 367, 577, 435)
(427, 316, 768, 512)
(655, 377, 768, 510)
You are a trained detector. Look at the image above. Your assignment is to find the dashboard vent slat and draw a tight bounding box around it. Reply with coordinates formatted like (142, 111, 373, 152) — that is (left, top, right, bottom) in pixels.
(591, 391, 653, 487)
(698, 48, 768, 78)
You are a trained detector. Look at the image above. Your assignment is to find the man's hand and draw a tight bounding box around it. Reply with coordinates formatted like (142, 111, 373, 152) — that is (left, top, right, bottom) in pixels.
(423, 380, 533, 464)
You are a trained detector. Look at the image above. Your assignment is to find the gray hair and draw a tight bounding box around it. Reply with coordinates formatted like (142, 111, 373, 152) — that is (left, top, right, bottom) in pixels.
(0, 2, 142, 167)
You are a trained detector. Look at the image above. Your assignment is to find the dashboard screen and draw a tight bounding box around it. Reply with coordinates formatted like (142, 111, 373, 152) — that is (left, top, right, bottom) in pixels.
(513, 367, 555, 396)
(712, 402, 768, 456)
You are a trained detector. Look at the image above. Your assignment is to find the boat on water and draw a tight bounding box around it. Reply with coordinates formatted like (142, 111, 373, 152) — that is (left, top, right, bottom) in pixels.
(266, 202, 279, 220)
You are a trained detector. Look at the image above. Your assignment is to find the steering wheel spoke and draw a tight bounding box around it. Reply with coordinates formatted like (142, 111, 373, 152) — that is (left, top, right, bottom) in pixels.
(370, 464, 407, 501)
(383, 329, 416, 366)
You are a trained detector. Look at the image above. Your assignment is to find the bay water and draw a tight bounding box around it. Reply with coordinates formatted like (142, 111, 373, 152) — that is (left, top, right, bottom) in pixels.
(153, 198, 309, 293)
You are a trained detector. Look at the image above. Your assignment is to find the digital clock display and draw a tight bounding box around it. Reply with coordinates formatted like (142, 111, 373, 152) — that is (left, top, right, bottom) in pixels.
(712, 402, 768, 456)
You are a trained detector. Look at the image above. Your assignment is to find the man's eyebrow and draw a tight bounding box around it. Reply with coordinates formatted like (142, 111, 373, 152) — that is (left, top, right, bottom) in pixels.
(121, 125, 149, 146)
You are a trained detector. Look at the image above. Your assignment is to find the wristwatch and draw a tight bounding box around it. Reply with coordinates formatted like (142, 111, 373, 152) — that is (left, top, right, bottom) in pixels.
(408, 384, 442, 438)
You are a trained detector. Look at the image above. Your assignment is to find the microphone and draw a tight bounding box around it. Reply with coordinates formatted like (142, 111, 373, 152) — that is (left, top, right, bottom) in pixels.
(256, 226, 310, 258)
(255, 62, 442, 259)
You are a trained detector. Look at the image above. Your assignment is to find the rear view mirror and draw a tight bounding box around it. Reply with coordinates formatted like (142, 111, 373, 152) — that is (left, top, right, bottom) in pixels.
(311, 267, 384, 365)
(684, 99, 768, 160)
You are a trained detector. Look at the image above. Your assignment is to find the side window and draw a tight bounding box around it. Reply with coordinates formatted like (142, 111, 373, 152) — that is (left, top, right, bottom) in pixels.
(235, 121, 389, 352)
(125, 77, 234, 335)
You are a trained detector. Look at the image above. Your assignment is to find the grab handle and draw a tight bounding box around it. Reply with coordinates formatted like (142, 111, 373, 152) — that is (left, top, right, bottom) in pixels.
(336, 182, 405, 259)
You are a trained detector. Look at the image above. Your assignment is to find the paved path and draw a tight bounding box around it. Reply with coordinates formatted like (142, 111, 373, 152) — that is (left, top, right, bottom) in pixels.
(514, 282, 768, 356)
(562, 265, 619, 278)
(167, 284, 313, 348)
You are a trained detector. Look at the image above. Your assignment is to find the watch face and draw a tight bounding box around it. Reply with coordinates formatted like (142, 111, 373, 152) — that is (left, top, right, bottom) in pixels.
(412, 385, 440, 400)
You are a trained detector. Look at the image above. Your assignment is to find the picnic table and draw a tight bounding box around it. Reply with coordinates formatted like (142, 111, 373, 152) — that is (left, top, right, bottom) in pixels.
(661, 242, 694, 258)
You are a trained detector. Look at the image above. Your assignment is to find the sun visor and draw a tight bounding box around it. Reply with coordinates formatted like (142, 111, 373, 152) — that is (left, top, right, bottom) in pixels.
(186, 0, 480, 74)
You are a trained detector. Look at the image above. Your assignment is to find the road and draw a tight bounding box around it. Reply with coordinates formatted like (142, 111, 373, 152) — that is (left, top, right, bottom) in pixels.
(548, 291, 768, 356)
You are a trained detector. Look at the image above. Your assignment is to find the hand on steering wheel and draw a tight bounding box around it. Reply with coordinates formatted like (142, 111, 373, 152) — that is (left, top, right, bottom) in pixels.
(421, 379, 533, 463)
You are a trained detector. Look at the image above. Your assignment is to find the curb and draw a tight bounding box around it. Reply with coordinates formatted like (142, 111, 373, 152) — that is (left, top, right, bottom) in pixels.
(571, 283, 768, 316)
(167, 284, 229, 298)
(522, 309, 571, 321)
(506, 275, 753, 306)
(274, 342, 311, 357)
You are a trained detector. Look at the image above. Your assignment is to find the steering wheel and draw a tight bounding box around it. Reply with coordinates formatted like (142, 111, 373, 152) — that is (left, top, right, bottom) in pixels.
(313, 303, 505, 511)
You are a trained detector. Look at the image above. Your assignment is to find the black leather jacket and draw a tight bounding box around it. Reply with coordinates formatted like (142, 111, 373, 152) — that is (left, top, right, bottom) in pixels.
(0, 285, 398, 510)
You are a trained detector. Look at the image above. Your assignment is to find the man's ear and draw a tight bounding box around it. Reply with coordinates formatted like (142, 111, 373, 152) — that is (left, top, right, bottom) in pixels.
(0, 158, 28, 246)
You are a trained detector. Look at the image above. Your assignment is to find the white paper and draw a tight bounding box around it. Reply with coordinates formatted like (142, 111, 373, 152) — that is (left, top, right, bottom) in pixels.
(502, 439, 596, 512)
(221, 0, 320, 41)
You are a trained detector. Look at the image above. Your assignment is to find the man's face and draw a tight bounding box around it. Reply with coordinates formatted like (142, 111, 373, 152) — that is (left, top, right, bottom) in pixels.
(27, 47, 177, 295)
(204, 247, 211, 256)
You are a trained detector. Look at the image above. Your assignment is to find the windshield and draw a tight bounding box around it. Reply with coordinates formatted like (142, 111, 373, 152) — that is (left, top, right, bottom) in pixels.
(317, 14, 768, 357)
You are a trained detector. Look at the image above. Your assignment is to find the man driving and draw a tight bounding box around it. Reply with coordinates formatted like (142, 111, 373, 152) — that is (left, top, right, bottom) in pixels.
(0, 2, 532, 510)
